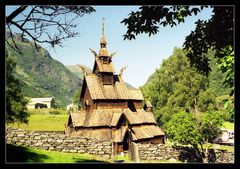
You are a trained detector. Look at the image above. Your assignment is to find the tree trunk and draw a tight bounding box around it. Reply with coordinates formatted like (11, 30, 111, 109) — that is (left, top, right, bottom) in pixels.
(202, 139, 209, 163)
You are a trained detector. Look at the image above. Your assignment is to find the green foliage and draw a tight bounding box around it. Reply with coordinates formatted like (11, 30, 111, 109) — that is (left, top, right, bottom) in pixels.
(122, 6, 234, 94)
(66, 65, 91, 80)
(197, 89, 217, 112)
(183, 7, 233, 89)
(72, 90, 81, 109)
(208, 51, 232, 96)
(199, 111, 224, 143)
(121, 6, 204, 40)
(216, 95, 234, 122)
(141, 48, 210, 127)
(166, 112, 202, 147)
(222, 122, 234, 130)
(166, 111, 224, 149)
(217, 45, 234, 95)
(6, 35, 81, 108)
(6, 54, 30, 124)
(141, 48, 233, 127)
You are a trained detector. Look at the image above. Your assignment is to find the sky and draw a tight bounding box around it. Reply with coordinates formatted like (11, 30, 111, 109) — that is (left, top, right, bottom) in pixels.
(6, 6, 213, 88)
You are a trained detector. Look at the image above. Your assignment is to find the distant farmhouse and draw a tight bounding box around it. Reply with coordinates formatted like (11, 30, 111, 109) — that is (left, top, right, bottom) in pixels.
(27, 97, 55, 109)
(65, 19, 165, 154)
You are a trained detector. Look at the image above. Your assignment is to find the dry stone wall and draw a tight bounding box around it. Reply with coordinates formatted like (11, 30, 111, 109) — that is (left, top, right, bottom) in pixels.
(6, 128, 112, 159)
(6, 127, 234, 163)
(138, 143, 234, 163)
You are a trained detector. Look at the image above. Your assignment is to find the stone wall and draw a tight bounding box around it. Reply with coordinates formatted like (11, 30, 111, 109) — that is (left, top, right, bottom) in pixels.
(6, 128, 112, 159)
(6, 127, 234, 163)
(138, 143, 234, 163)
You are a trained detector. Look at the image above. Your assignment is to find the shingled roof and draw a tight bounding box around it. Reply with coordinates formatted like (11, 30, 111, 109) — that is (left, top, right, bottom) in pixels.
(70, 108, 156, 128)
(69, 124, 165, 142)
(131, 125, 165, 141)
(84, 74, 143, 100)
(95, 57, 115, 73)
(123, 109, 156, 124)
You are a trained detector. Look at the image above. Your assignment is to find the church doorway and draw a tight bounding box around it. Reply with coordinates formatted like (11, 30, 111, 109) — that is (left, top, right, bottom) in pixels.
(123, 130, 130, 151)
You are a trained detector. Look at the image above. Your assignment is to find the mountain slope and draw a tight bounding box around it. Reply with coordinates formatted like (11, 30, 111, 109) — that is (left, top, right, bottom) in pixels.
(6, 34, 81, 107)
(65, 65, 91, 80)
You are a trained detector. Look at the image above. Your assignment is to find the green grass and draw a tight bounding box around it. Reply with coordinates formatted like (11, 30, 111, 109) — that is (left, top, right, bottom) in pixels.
(113, 154, 132, 163)
(6, 144, 109, 163)
(202, 143, 234, 152)
(218, 145, 234, 152)
(221, 122, 234, 130)
(28, 108, 69, 115)
(166, 141, 234, 153)
(7, 114, 68, 131)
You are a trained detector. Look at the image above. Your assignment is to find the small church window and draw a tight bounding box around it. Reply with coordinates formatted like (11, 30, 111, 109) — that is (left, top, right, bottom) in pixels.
(128, 101, 136, 112)
(102, 57, 108, 64)
(85, 100, 90, 111)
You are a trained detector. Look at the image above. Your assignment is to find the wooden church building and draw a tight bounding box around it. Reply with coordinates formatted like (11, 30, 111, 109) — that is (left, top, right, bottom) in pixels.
(65, 19, 165, 153)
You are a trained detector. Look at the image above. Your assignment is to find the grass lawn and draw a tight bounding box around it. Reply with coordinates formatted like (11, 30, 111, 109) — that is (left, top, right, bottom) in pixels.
(202, 143, 234, 152)
(28, 108, 69, 115)
(113, 154, 132, 163)
(6, 144, 109, 163)
(7, 114, 68, 131)
(221, 122, 234, 130)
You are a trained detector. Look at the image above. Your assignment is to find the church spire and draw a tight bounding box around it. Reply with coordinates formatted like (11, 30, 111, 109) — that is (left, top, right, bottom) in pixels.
(100, 17, 107, 48)
(102, 17, 104, 36)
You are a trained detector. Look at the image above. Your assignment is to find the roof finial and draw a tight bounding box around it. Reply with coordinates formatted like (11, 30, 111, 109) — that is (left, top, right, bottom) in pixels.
(100, 17, 107, 48)
(119, 66, 127, 76)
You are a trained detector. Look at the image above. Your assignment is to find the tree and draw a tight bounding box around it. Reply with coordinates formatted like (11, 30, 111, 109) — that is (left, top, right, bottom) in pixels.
(141, 48, 211, 127)
(166, 111, 224, 161)
(6, 6, 95, 53)
(166, 111, 202, 149)
(6, 53, 29, 124)
(72, 90, 81, 110)
(121, 6, 234, 95)
(197, 89, 217, 113)
(199, 111, 224, 158)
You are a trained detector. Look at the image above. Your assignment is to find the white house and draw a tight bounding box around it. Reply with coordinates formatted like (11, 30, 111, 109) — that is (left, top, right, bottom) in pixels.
(27, 97, 55, 109)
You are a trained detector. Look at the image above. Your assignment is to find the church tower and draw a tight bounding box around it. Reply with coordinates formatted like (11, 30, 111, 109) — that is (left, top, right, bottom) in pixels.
(91, 18, 116, 85)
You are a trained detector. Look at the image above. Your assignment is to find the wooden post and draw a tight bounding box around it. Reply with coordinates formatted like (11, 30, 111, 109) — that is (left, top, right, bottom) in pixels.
(131, 142, 139, 162)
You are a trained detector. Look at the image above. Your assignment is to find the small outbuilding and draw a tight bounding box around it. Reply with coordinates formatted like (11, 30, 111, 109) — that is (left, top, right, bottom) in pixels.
(27, 97, 55, 109)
